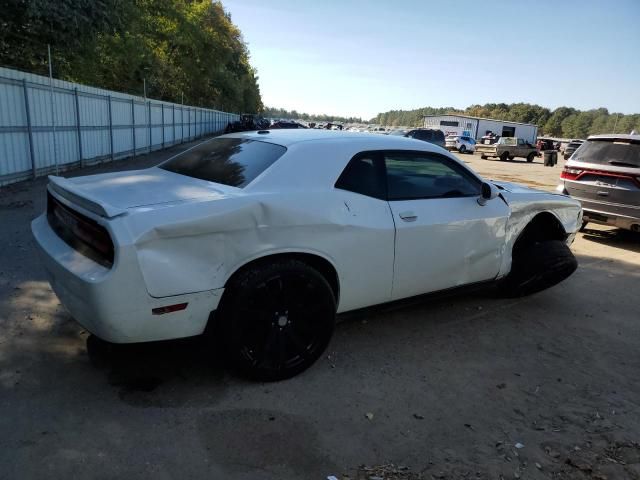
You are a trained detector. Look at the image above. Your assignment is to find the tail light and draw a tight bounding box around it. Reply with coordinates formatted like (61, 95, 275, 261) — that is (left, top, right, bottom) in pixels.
(561, 167, 583, 180)
(561, 167, 640, 187)
(47, 192, 115, 268)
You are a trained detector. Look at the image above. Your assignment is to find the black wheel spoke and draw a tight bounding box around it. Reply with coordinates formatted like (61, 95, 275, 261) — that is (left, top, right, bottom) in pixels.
(285, 328, 311, 360)
(276, 330, 287, 369)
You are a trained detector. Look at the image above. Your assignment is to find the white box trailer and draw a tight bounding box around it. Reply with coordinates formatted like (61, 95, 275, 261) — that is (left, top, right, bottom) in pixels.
(423, 114, 538, 144)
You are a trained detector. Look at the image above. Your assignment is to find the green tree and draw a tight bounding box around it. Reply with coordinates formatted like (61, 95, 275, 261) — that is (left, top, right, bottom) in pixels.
(0, 0, 262, 113)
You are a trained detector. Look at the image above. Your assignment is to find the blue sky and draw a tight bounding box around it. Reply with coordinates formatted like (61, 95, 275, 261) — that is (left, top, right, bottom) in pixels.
(223, 0, 640, 120)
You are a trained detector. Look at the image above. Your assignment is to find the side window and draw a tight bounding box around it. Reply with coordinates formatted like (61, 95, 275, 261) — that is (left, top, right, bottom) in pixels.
(517, 138, 525, 146)
(335, 152, 386, 200)
(384, 152, 481, 201)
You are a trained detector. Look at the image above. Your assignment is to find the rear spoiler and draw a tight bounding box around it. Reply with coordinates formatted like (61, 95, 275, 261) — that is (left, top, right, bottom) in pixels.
(47, 176, 126, 219)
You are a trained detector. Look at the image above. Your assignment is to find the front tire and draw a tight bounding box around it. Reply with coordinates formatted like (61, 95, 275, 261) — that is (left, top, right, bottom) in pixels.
(500, 152, 510, 161)
(458, 145, 466, 154)
(218, 259, 336, 381)
(526, 152, 535, 162)
(499, 240, 578, 297)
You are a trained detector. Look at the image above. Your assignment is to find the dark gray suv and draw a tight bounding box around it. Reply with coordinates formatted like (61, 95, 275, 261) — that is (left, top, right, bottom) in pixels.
(558, 134, 640, 232)
(404, 129, 446, 148)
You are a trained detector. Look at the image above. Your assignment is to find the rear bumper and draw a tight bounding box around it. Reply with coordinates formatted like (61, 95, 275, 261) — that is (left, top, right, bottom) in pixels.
(582, 207, 640, 231)
(31, 214, 223, 343)
(562, 195, 640, 231)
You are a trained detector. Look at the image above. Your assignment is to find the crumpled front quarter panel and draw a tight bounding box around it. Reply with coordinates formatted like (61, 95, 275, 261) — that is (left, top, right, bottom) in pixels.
(498, 190, 582, 276)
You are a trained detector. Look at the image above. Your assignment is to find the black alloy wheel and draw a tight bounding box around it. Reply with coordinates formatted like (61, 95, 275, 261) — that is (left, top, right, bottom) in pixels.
(219, 259, 336, 381)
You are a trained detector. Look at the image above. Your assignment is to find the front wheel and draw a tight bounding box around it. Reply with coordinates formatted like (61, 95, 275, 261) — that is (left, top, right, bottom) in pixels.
(526, 152, 535, 162)
(498, 240, 578, 297)
(458, 145, 466, 154)
(500, 152, 510, 161)
(480, 154, 487, 159)
(218, 259, 336, 381)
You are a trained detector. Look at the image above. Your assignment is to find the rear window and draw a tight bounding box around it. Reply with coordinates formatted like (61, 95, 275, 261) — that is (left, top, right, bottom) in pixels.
(159, 138, 286, 187)
(573, 139, 640, 168)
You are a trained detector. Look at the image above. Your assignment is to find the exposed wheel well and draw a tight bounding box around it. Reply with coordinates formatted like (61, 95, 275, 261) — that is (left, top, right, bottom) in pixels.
(513, 212, 567, 254)
(224, 253, 340, 302)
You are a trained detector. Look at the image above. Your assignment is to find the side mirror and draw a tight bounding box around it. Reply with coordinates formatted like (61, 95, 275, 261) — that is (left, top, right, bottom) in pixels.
(477, 181, 499, 206)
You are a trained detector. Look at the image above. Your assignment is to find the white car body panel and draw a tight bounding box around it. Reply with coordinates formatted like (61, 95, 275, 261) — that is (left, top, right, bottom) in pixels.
(31, 130, 582, 343)
(389, 196, 509, 299)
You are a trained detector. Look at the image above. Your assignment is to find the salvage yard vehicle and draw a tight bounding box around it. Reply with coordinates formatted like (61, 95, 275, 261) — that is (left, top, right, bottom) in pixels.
(403, 128, 446, 148)
(445, 135, 476, 154)
(558, 133, 640, 232)
(476, 137, 538, 162)
(224, 114, 269, 133)
(563, 139, 585, 160)
(32, 130, 582, 381)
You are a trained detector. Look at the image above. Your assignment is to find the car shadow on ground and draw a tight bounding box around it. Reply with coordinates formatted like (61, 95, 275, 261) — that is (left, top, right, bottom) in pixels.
(85, 333, 228, 406)
(581, 227, 640, 253)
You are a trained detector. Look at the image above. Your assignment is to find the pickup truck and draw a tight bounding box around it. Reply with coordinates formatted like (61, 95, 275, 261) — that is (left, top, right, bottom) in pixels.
(476, 137, 537, 162)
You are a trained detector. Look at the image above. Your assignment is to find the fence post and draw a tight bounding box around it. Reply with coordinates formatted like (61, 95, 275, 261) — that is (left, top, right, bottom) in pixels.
(148, 101, 152, 152)
(131, 98, 136, 159)
(188, 108, 191, 140)
(74, 88, 84, 167)
(107, 95, 114, 162)
(22, 79, 37, 179)
(161, 104, 165, 148)
(172, 105, 175, 145)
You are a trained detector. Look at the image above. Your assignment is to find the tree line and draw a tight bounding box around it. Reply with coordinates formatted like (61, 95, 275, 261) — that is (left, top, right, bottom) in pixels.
(0, 0, 263, 113)
(372, 103, 640, 138)
(262, 107, 363, 124)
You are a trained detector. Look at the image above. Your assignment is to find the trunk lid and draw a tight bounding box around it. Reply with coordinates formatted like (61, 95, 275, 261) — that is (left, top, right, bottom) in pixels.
(49, 168, 235, 218)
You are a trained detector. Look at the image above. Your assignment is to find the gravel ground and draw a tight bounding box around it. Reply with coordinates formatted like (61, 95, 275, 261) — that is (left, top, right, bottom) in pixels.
(0, 141, 639, 479)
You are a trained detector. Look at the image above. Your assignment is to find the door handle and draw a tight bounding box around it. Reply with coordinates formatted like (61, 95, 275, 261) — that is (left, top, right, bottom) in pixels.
(399, 211, 417, 222)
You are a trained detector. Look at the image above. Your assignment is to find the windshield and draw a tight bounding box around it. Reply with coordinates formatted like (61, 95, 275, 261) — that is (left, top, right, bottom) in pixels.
(159, 138, 287, 187)
(573, 139, 640, 168)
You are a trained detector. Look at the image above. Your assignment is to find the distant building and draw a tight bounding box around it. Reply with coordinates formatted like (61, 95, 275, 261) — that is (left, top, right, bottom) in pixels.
(423, 114, 538, 143)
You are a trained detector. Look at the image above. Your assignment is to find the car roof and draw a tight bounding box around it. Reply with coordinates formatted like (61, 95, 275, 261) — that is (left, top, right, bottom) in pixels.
(221, 128, 446, 150)
(587, 134, 640, 141)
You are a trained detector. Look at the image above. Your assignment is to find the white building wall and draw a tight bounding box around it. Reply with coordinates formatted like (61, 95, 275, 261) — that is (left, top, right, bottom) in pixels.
(424, 115, 538, 143)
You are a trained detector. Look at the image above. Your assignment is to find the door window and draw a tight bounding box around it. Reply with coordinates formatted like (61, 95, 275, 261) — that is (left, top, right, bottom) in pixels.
(335, 152, 386, 199)
(384, 152, 481, 201)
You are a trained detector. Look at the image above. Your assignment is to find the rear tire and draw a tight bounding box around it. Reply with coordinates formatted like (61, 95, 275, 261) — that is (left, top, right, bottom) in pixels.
(480, 154, 487, 159)
(500, 152, 510, 161)
(526, 152, 535, 162)
(218, 259, 336, 381)
(498, 240, 578, 297)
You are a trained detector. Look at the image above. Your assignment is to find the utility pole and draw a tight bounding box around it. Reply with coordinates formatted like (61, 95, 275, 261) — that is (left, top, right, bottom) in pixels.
(48, 44, 59, 175)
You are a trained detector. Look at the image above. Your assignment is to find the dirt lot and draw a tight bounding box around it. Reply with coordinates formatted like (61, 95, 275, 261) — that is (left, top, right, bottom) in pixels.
(1, 141, 639, 480)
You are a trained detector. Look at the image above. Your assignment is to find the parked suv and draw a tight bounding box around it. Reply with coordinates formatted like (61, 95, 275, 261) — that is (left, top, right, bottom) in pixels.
(558, 134, 640, 232)
(404, 129, 446, 148)
(445, 135, 476, 154)
(563, 139, 584, 160)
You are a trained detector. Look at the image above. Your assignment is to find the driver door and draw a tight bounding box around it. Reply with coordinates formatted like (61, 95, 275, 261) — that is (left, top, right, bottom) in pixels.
(384, 151, 510, 300)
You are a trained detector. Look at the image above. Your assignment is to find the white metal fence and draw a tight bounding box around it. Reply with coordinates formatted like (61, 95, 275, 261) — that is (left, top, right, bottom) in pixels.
(0, 67, 239, 186)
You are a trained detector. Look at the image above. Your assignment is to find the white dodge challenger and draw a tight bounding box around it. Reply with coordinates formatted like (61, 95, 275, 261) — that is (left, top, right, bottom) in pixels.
(32, 130, 582, 380)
